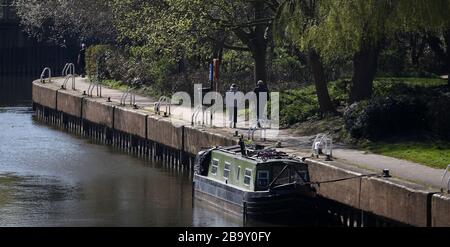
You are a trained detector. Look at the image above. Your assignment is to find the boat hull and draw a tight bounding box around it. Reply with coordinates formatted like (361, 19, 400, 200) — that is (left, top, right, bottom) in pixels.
(193, 174, 316, 221)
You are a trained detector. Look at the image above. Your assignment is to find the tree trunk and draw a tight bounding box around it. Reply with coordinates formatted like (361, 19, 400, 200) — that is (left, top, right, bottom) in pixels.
(350, 45, 381, 103)
(410, 33, 426, 68)
(427, 33, 446, 62)
(252, 45, 267, 85)
(308, 50, 336, 114)
(410, 34, 419, 68)
(251, 0, 268, 85)
(445, 30, 450, 87)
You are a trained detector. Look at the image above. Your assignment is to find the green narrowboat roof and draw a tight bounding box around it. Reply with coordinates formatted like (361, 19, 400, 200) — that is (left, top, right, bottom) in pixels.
(212, 145, 303, 165)
(206, 145, 309, 192)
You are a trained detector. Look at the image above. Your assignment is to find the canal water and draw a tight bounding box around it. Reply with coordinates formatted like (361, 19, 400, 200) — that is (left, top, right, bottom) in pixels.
(0, 107, 245, 227)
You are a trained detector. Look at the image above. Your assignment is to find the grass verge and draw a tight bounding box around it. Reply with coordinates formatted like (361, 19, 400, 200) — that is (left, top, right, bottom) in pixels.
(364, 141, 450, 169)
(101, 79, 129, 91)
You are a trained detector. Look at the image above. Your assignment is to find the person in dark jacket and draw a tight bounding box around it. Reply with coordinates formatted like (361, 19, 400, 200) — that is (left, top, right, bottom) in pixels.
(77, 43, 86, 78)
(227, 83, 239, 128)
(254, 80, 270, 128)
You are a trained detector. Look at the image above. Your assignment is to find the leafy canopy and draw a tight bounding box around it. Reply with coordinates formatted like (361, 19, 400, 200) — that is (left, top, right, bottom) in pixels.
(275, 0, 450, 61)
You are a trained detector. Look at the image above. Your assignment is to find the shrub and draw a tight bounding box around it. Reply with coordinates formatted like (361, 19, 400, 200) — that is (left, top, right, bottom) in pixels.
(427, 93, 450, 140)
(328, 79, 351, 106)
(85, 45, 115, 80)
(279, 87, 319, 126)
(344, 96, 427, 139)
(104, 49, 129, 82)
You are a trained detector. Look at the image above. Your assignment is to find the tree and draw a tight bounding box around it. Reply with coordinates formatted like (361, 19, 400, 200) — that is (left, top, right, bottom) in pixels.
(396, 0, 450, 86)
(111, 0, 279, 86)
(275, 0, 336, 114)
(446, 31, 450, 86)
(318, 0, 400, 103)
(277, 0, 450, 103)
(13, 0, 116, 44)
(275, 0, 404, 108)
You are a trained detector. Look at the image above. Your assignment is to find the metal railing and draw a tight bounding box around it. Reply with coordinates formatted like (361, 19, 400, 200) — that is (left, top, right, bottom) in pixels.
(40, 67, 52, 83)
(191, 105, 206, 126)
(120, 87, 136, 106)
(61, 63, 74, 77)
(247, 119, 269, 141)
(61, 63, 76, 90)
(87, 58, 103, 97)
(205, 103, 220, 126)
(191, 102, 220, 127)
(312, 133, 333, 160)
(442, 165, 450, 193)
(156, 96, 171, 117)
(87, 77, 102, 97)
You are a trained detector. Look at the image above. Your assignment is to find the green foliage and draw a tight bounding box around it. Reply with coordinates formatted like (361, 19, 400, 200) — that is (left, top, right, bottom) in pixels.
(394, 0, 450, 33)
(378, 41, 408, 76)
(146, 57, 178, 94)
(275, 0, 396, 61)
(111, 0, 206, 62)
(344, 81, 450, 140)
(269, 47, 307, 86)
(101, 79, 128, 91)
(281, 76, 449, 141)
(222, 50, 253, 74)
(98, 47, 130, 83)
(344, 96, 427, 139)
(275, 0, 450, 69)
(85, 44, 193, 96)
(13, 0, 116, 43)
(279, 86, 319, 126)
(279, 77, 440, 127)
(111, 0, 275, 62)
(373, 78, 446, 96)
(85, 45, 115, 80)
(328, 79, 350, 106)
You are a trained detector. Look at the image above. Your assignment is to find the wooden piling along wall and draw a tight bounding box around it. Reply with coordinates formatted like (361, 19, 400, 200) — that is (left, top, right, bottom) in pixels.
(31, 80, 450, 227)
(32, 80, 237, 172)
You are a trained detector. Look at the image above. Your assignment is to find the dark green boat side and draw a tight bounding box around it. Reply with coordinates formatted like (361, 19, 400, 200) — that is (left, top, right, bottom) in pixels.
(193, 144, 317, 220)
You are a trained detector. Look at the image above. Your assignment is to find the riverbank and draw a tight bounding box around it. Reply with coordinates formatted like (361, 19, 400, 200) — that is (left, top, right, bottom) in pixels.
(31, 77, 450, 227)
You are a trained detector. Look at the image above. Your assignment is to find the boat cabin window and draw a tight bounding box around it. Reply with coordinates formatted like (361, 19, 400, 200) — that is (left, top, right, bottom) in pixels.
(296, 170, 308, 183)
(236, 166, 241, 181)
(271, 162, 309, 187)
(244, 169, 252, 186)
(257, 170, 269, 188)
(223, 162, 231, 179)
(211, 159, 219, 176)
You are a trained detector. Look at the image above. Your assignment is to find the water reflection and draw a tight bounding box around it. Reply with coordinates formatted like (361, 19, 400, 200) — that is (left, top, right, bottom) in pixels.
(0, 75, 34, 106)
(0, 107, 244, 227)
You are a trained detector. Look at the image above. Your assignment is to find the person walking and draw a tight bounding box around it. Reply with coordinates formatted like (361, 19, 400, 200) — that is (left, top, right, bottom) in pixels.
(254, 80, 269, 128)
(77, 43, 86, 78)
(227, 83, 239, 128)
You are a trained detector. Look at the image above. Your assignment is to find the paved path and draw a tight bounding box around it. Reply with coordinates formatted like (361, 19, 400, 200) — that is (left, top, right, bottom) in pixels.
(333, 148, 447, 189)
(50, 77, 449, 190)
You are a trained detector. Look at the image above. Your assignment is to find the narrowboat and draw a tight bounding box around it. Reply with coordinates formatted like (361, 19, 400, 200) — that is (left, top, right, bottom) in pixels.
(193, 141, 317, 220)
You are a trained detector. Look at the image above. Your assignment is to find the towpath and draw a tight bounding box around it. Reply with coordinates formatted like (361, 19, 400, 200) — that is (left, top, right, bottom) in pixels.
(46, 77, 448, 190)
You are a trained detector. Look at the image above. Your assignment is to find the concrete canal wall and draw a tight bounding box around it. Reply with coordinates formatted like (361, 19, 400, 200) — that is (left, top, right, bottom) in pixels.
(306, 158, 439, 227)
(32, 80, 449, 227)
(32, 80, 237, 161)
(82, 99, 114, 128)
(431, 194, 450, 227)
